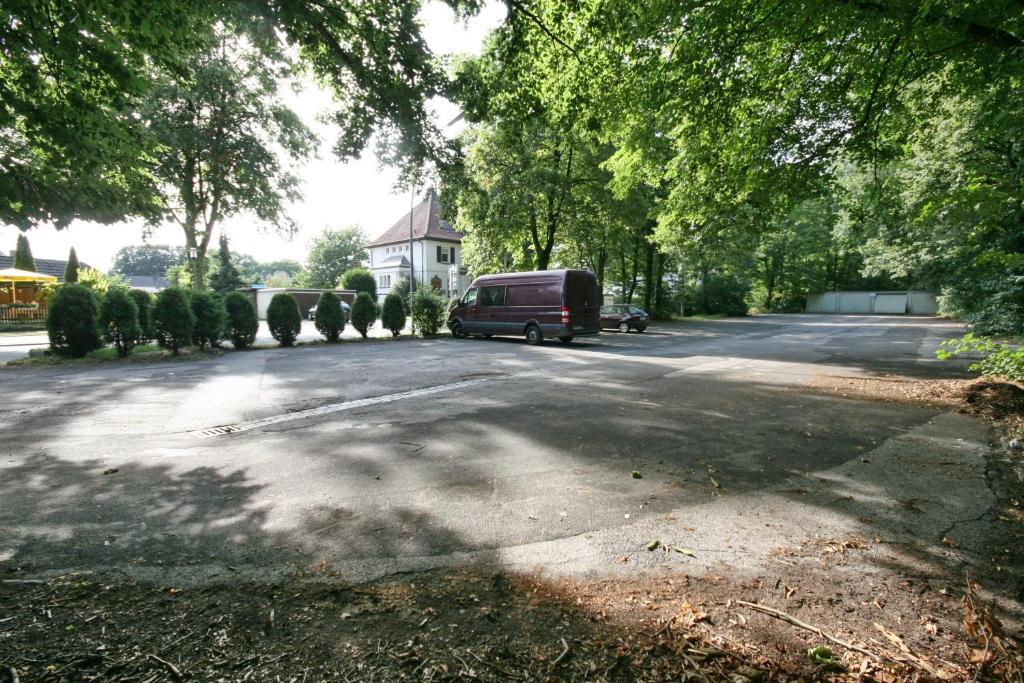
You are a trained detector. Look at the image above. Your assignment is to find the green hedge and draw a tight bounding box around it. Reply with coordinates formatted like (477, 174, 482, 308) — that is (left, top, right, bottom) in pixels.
(46, 284, 103, 357)
(100, 288, 140, 357)
(350, 291, 377, 338)
(191, 291, 225, 350)
(314, 290, 344, 342)
(267, 292, 301, 346)
(224, 291, 258, 349)
(381, 293, 406, 337)
(153, 288, 195, 355)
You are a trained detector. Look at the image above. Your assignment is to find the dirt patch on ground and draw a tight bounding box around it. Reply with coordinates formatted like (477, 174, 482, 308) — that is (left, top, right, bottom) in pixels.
(805, 375, 1024, 440)
(2, 556, 1021, 682)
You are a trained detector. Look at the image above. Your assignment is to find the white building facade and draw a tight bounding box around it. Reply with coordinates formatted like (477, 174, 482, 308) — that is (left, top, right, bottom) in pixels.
(368, 189, 467, 303)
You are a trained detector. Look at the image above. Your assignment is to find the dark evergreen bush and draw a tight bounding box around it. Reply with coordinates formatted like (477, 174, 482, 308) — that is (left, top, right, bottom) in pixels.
(224, 291, 258, 349)
(153, 287, 195, 355)
(64, 247, 80, 283)
(341, 267, 377, 299)
(46, 284, 102, 357)
(267, 292, 301, 346)
(410, 287, 445, 336)
(129, 289, 153, 343)
(350, 291, 378, 338)
(191, 290, 225, 350)
(381, 292, 406, 337)
(314, 290, 344, 342)
(100, 288, 140, 357)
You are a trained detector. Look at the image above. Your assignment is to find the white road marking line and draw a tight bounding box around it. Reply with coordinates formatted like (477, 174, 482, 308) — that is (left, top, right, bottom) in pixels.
(190, 375, 507, 439)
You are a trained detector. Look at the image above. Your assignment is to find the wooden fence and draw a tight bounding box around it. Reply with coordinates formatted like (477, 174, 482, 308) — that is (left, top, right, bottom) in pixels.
(0, 305, 47, 324)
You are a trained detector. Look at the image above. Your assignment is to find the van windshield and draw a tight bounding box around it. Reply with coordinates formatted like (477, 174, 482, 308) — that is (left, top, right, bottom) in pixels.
(462, 288, 477, 305)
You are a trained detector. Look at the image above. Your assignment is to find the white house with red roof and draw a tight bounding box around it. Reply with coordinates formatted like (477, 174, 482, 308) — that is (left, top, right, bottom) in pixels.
(368, 189, 466, 303)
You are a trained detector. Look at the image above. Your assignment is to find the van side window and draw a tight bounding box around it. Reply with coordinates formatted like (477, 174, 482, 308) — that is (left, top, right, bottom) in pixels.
(479, 286, 506, 307)
(462, 288, 478, 305)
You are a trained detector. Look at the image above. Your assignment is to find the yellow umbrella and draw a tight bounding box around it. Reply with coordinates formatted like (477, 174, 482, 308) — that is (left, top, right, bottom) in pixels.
(0, 268, 57, 305)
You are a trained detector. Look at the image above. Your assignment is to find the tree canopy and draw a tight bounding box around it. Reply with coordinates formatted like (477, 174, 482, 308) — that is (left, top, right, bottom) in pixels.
(299, 226, 368, 289)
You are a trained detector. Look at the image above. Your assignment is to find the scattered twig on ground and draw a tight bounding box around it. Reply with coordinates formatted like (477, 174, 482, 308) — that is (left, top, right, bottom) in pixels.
(147, 653, 181, 679)
(550, 637, 571, 666)
(873, 623, 948, 679)
(467, 649, 522, 680)
(736, 600, 879, 660)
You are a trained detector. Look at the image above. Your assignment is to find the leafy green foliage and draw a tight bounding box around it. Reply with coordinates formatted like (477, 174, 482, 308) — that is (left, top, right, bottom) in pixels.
(100, 288, 140, 357)
(209, 233, 245, 294)
(389, 277, 413, 313)
(223, 292, 258, 350)
(13, 234, 35, 271)
(152, 288, 195, 355)
(314, 291, 345, 342)
(381, 293, 407, 337)
(142, 32, 316, 291)
(110, 245, 183, 277)
(350, 292, 378, 339)
(938, 334, 1024, 383)
(77, 268, 128, 295)
(46, 284, 103, 357)
(267, 293, 301, 347)
(409, 288, 445, 336)
(129, 289, 154, 343)
(300, 227, 368, 288)
(341, 267, 377, 299)
(190, 291, 225, 350)
(63, 248, 80, 283)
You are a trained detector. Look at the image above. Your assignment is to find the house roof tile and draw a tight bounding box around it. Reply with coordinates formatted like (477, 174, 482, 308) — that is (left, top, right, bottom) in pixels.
(368, 188, 463, 247)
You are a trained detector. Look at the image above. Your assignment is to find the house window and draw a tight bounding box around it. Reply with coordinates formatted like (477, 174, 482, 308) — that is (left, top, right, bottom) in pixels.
(450, 246, 456, 263)
(437, 245, 450, 264)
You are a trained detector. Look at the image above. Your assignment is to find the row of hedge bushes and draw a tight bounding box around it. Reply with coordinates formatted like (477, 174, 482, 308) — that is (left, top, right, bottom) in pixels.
(46, 284, 260, 358)
(45, 284, 452, 359)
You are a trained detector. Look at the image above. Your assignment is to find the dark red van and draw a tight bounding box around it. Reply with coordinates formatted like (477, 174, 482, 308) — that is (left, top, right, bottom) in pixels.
(448, 269, 601, 344)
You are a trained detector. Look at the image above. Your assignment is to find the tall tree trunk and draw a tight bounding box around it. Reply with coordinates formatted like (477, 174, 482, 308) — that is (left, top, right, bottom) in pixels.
(643, 240, 655, 311)
(653, 252, 665, 314)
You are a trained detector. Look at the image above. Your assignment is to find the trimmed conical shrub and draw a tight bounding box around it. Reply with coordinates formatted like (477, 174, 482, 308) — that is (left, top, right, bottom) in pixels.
(381, 293, 406, 337)
(153, 287, 195, 355)
(46, 284, 102, 357)
(129, 289, 153, 343)
(350, 291, 377, 339)
(64, 247, 80, 283)
(314, 290, 344, 342)
(224, 291, 258, 349)
(191, 290, 225, 350)
(100, 288, 140, 357)
(267, 292, 301, 346)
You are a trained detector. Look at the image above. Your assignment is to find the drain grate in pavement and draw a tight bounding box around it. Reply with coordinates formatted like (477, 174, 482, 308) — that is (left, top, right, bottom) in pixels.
(189, 375, 506, 439)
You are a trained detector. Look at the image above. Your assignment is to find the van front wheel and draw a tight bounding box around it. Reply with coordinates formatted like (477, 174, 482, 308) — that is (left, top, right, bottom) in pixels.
(525, 325, 542, 346)
(451, 322, 467, 339)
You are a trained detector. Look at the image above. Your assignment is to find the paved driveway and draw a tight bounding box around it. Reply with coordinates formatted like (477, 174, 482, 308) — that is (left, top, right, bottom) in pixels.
(2, 315, 1017, 614)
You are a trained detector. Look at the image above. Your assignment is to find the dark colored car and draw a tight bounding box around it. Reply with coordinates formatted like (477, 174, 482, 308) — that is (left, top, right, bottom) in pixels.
(600, 304, 649, 332)
(308, 300, 351, 322)
(448, 269, 602, 345)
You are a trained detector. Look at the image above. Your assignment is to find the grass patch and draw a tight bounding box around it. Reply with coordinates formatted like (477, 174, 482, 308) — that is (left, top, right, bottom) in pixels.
(4, 343, 223, 367)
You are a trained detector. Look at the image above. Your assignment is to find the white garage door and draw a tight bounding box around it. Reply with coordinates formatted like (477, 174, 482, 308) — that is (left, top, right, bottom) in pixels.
(874, 293, 908, 314)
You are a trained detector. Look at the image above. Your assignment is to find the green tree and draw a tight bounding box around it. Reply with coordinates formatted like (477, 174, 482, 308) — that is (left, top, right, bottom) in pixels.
(300, 226, 368, 288)
(380, 293, 407, 337)
(152, 288, 195, 355)
(100, 288, 140, 357)
(3, 0, 478, 229)
(209, 233, 244, 294)
(13, 234, 35, 271)
(110, 245, 184, 277)
(190, 291, 225, 350)
(223, 292, 258, 350)
(341, 267, 377, 299)
(46, 284, 103, 357)
(314, 291, 345, 342)
(349, 292, 378, 338)
(63, 247, 80, 283)
(142, 33, 316, 290)
(267, 293, 302, 346)
(77, 268, 128, 295)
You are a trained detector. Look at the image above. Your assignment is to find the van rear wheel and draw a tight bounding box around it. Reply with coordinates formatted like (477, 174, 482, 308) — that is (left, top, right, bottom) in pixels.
(451, 322, 467, 339)
(525, 324, 542, 346)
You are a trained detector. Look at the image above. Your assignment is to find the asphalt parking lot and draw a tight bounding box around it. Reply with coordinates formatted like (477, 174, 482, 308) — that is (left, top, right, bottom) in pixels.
(1, 314, 1018, 618)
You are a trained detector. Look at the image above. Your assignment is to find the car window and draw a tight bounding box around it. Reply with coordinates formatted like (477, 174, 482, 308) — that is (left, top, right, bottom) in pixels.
(462, 288, 478, 305)
(600, 306, 611, 314)
(479, 286, 506, 307)
(628, 306, 645, 315)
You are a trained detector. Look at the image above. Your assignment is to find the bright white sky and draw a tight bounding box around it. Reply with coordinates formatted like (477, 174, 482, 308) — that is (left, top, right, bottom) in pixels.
(0, 1, 505, 272)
